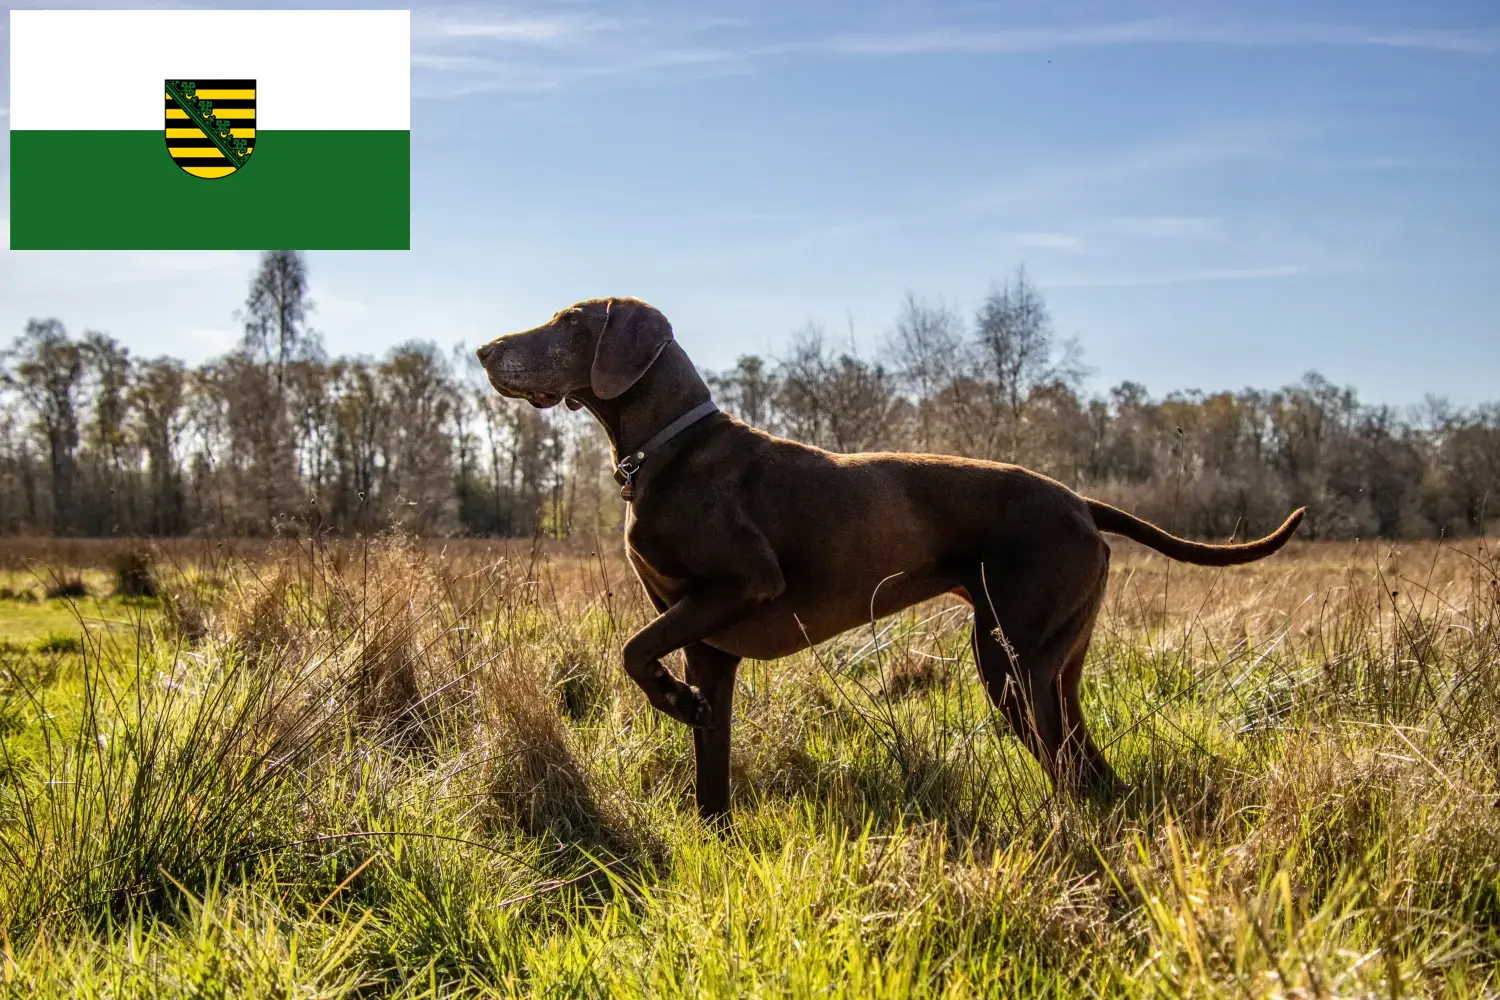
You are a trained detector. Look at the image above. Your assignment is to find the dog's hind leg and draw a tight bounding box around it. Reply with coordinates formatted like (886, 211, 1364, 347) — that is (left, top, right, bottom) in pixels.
(684, 643, 740, 822)
(1054, 569, 1122, 799)
(963, 552, 1116, 799)
(966, 589, 1065, 780)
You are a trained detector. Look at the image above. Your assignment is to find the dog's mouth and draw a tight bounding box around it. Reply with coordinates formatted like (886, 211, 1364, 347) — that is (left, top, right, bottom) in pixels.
(487, 377, 564, 409)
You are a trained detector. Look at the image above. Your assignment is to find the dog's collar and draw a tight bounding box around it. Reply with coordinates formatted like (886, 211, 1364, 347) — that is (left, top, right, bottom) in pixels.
(613, 399, 719, 501)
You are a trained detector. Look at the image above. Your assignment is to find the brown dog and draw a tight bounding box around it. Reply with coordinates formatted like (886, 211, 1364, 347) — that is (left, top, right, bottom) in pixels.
(478, 297, 1303, 817)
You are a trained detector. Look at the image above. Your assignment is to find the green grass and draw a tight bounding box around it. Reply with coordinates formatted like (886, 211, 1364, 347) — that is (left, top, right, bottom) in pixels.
(0, 593, 148, 645)
(0, 536, 1497, 997)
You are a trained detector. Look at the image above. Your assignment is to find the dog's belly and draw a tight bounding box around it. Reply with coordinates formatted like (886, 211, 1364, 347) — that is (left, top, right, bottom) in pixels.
(702, 573, 963, 660)
(627, 545, 965, 662)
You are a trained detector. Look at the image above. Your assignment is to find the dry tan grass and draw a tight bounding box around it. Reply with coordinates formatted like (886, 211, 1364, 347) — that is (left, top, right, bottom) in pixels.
(2, 532, 1498, 996)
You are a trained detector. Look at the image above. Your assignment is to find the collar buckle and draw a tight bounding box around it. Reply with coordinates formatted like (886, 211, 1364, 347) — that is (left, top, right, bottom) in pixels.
(611, 400, 719, 503)
(613, 451, 643, 489)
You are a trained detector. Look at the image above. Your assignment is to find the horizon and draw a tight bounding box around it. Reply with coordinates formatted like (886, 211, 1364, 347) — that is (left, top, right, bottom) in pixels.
(3, 0, 1497, 407)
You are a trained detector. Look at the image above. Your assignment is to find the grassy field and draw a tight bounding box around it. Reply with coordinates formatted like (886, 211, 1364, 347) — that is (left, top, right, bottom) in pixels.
(0, 532, 1497, 997)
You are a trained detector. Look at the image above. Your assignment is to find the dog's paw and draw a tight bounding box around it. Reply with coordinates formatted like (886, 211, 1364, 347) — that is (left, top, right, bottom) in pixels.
(662, 683, 715, 729)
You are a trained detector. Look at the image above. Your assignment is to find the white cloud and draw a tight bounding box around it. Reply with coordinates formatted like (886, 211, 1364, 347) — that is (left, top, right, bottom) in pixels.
(436, 19, 579, 41)
(425, 13, 633, 43)
(740, 126, 1285, 260)
(180, 327, 238, 352)
(414, 44, 770, 98)
(1, 216, 9, 251)
(826, 20, 1174, 56)
(0, 250, 250, 291)
(823, 20, 1500, 57)
(1098, 216, 1222, 240)
(407, 4, 1497, 100)
(1052, 264, 1309, 289)
(120, 251, 252, 274)
(963, 124, 1294, 216)
(1016, 232, 1085, 251)
(410, 5, 765, 96)
(1331, 27, 1499, 53)
(315, 289, 369, 320)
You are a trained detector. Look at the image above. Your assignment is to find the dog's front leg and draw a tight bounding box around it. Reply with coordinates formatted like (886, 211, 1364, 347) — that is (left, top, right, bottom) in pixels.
(684, 643, 740, 821)
(622, 578, 781, 728)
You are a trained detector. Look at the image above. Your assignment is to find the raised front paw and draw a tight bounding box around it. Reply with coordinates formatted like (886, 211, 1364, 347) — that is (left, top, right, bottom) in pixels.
(661, 682, 715, 729)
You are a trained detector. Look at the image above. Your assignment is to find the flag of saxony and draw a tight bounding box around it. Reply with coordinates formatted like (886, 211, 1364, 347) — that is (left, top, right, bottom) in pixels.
(8, 10, 410, 250)
(165, 80, 257, 179)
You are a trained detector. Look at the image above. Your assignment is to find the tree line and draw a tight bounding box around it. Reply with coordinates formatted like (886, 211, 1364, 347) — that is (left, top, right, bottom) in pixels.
(2, 251, 1496, 541)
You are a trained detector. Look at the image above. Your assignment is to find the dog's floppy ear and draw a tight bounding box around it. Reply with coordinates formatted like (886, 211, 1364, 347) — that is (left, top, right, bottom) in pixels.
(590, 298, 673, 400)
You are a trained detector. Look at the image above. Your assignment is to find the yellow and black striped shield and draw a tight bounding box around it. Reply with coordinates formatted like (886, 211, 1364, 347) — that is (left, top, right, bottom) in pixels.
(164, 79, 255, 179)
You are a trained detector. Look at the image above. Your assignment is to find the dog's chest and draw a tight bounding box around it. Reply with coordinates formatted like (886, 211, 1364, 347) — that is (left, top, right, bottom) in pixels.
(625, 544, 690, 605)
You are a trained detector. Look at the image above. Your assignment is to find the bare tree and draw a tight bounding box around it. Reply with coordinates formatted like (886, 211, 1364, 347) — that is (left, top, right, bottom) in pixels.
(973, 267, 1086, 460)
(708, 354, 779, 432)
(0, 376, 41, 531)
(3, 320, 86, 532)
(381, 341, 458, 533)
(888, 292, 964, 452)
(775, 324, 903, 454)
(131, 357, 189, 534)
(240, 249, 318, 393)
(79, 331, 133, 533)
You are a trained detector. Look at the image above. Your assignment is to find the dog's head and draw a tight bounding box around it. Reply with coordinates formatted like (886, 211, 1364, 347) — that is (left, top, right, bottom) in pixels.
(476, 297, 674, 409)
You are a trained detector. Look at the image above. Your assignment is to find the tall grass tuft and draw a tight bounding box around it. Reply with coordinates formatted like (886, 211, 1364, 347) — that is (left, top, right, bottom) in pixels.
(0, 636, 342, 941)
(42, 576, 89, 600)
(110, 548, 159, 599)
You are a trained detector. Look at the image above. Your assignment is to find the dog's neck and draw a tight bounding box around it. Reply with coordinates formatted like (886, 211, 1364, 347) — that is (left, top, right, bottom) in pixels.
(570, 342, 713, 463)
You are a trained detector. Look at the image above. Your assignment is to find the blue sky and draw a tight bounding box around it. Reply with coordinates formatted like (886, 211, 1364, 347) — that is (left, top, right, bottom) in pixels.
(3, 0, 1497, 405)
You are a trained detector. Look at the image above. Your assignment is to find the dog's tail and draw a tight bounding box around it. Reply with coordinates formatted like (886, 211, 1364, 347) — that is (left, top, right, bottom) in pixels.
(1086, 500, 1305, 567)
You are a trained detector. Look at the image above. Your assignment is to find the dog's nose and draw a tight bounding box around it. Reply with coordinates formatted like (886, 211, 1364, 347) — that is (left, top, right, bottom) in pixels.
(476, 341, 497, 362)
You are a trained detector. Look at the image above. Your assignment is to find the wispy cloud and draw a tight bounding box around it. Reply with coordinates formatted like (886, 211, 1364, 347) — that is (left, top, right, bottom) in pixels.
(1, 250, 250, 286)
(411, 4, 777, 97)
(824, 20, 1500, 57)
(826, 20, 1174, 56)
(315, 289, 370, 320)
(962, 123, 1295, 216)
(1016, 231, 1086, 251)
(423, 12, 635, 44)
(1097, 216, 1222, 240)
(409, 4, 1497, 99)
(749, 124, 1288, 258)
(180, 328, 238, 353)
(417, 46, 783, 98)
(1051, 264, 1310, 289)
(1001, 218, 1223, 255)
(1346, 28, 1500, 54)
(120, 251, 252, 274)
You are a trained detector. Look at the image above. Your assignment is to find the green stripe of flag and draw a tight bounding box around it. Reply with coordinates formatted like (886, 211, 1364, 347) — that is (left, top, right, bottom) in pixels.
(10, 130, 410, 250)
